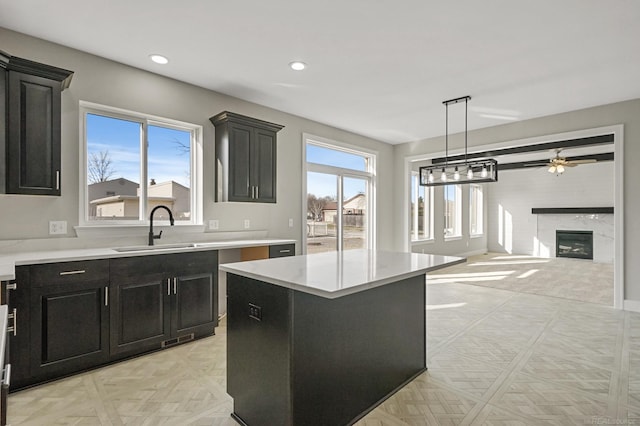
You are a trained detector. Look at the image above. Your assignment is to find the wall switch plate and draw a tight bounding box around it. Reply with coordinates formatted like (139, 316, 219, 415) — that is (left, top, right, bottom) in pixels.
(244, 219, 250, 229)
(209, 220, 219, 230)
(49, 221, 67, 235)
(288, 218, 294, 227)
(249, 303, 262, 321)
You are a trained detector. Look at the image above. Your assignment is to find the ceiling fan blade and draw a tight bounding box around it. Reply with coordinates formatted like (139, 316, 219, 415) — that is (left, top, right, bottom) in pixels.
(569, 159, 597, 164)
(564, 163, 578, 167)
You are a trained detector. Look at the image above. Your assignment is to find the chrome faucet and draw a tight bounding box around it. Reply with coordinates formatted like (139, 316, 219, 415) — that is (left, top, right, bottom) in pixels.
(149, 205, 175, 245)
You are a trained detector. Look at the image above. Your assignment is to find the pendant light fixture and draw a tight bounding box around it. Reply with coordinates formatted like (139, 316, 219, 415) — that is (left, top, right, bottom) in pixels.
(420, 96, 498, 186)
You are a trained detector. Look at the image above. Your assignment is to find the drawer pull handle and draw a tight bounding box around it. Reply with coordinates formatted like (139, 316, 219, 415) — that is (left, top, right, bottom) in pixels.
(105, 287, 109, 307)
(6, 283, 16, 290)
(59, 270, 86, 276)
(56, 171, 60, 190)
(167, 278, 171, 296)
(2, 364, 11, 387)
(6, 308, 16, 336)
(173, 277, 177, 295)
(279, 249, 291, 253)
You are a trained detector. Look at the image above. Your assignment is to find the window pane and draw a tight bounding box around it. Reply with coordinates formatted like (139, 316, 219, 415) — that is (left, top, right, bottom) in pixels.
(470, 185, 483, 235)
(343, 177, 367, 250)
(411, 173, 431, 241)
(307, 171, 337, 254)
(306, 144, 367, 171)
(147, 125, 191, 221)
(86, 113, 141, 221)
(444, 185, 460, 237)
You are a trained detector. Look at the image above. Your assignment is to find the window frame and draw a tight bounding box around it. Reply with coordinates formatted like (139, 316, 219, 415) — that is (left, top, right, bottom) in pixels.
(79, 101, 203, 227)
(410, 171, 434, 242)
(444, 184, 462, 239)
(302, 134, 377, 253)
(469, 184, 484, 237)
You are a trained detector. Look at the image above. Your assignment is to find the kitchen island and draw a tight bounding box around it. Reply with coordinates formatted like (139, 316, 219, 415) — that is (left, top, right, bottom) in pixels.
(220, 249, 465, 426)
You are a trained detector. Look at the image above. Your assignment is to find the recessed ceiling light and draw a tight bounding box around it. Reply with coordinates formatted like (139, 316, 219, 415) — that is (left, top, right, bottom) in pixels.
(149, 54, 169, 65)
(289, 61, 306, 71)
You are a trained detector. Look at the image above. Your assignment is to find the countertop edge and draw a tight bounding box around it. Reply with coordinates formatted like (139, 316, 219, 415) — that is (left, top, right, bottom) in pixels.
(220, 254, 466, 299)
(0, 238, 296, 281)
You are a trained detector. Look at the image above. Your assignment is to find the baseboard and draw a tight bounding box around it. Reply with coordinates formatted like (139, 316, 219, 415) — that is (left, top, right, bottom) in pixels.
(457, 248, 487, 258)
(623, 299, 640, 313)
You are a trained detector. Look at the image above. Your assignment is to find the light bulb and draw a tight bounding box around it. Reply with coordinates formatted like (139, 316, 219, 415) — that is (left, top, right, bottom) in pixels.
(441, 168, 447, 182)
(481, 165, 488, 178)
(467, 167, 473, 179)
(548, 166, 555, 173)
(453, 167, 460, 181)
(428, 170, 434, 183)
(556, 165, 565, 174)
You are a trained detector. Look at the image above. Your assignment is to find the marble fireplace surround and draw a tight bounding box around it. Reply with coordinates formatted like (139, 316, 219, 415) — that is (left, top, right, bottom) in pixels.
(533, 208, 614, 264)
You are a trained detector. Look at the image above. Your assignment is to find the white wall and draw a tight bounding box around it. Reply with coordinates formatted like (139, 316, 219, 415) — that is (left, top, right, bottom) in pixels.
(0, 27, 395, 252)
(487, 161, 614, 255)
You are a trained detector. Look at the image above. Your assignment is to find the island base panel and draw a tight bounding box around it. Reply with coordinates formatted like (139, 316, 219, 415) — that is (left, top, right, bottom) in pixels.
(227, 273, 426, 426)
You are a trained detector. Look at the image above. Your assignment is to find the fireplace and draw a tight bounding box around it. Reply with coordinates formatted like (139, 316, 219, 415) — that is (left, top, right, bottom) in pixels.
(556, 230, 593, 260)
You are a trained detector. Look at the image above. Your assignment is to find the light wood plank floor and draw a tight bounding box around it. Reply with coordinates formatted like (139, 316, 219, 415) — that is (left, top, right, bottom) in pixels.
(8, 259, 633, 425)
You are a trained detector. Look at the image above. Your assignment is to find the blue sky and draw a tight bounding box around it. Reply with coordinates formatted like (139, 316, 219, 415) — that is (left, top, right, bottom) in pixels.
(86, 113, 190, 187)
(306, 144, 367, 200)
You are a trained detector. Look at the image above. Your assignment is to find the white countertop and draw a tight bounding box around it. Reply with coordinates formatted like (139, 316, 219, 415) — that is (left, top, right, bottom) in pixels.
(0, 239, 295, 281)
(220, 249, 465, 299)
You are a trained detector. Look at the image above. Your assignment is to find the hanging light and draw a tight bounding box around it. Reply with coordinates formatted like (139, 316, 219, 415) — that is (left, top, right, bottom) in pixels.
(419, 96, 498, 186)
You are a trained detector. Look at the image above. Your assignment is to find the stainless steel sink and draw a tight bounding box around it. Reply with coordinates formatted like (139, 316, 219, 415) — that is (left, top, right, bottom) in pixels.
(113, 243, 195, 252)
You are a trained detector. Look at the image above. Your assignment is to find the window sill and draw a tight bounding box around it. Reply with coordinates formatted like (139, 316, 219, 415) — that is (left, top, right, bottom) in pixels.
(411, 239, 435, 245)
(470, 233, 484, 239)
(444, 236, 462, 242)
(75, 224, 205, 239)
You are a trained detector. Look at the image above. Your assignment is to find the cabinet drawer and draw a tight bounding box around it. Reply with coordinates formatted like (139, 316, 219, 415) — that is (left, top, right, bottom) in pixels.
(269, 244, 295, 258)
(30, 260, 109, 286)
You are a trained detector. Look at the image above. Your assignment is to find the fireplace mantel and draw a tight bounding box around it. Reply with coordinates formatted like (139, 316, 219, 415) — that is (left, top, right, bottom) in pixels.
(532, 207, 613, 214)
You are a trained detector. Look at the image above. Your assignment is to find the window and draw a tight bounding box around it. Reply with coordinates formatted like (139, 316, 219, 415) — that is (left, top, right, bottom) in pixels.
(444, 185, 462, 238)
(80, 102, 202, 225)
(410, 171, 433, 241)
(304, 137, 375, 254)
(470, 184, 483, 236)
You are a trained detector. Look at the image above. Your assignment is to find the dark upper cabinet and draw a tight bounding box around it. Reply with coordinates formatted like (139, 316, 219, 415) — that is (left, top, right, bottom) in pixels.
(0, 52, 73, 196)
(210, 111, 283, 203)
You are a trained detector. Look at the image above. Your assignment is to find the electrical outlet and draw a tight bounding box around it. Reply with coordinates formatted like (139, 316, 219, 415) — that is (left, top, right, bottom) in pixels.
(288, 218, 293, 227)
(209, 220, 219, 230)
(49, 221, 67, 235)
(244, 219, 250, 229)
(249, 303, 262, 321)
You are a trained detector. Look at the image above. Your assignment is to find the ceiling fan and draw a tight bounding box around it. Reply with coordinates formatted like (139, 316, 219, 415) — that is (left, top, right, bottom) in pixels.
(547, 149, 596, 174)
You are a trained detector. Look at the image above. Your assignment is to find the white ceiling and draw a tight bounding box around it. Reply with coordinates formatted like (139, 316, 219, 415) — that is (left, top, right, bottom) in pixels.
(1, 0, 639, 144)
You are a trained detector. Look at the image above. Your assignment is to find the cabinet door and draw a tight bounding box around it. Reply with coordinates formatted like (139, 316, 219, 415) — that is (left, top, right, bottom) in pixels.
(228, 122, 253, 201)
(109, 273, 171, 357)
(7, 71, 61, 195)
(253, 128, 277, 203)
(173, 272, 218, 338)
(2, 267, 30, 390)
(30, 279, 109, 380)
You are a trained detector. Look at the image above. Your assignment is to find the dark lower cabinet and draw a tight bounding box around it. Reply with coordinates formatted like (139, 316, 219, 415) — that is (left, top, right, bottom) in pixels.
(110, 251, 218, 358)
(2, 266, 30, 390)
(30, 279, 109, 380)
(4, 250, 219, 391)
(28, 260, 110, 384)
